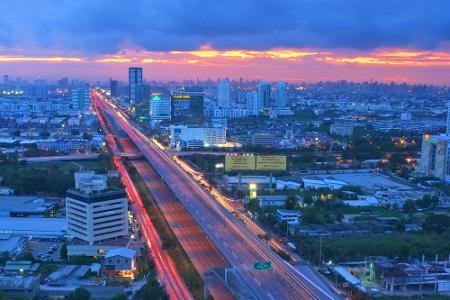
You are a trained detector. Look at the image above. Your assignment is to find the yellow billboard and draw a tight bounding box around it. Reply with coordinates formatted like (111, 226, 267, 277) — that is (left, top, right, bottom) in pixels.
(225, 155, 255, 172)
(256, 155, 287, 171)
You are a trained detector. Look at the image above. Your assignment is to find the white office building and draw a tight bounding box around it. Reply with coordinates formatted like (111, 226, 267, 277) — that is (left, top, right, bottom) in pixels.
(217, 79, 231, 108)
(66, 173, 128, 245)
(150, 94, 171, 123)
(276, 209, 301, 225)
(169, 125, 226, 149)
(71, 84, 90, 111)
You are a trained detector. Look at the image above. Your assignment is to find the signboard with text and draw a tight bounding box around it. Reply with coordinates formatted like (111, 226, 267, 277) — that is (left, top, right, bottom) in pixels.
(256, 155, 287, 171)
(225, 155, 255, 172)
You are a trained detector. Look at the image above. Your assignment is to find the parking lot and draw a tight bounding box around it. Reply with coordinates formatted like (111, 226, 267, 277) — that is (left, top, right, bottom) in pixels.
(29, 238, 62, 262)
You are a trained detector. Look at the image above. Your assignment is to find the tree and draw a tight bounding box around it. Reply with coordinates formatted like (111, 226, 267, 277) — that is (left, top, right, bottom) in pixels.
(134, 277, 167, 300)
(60, 243, 68, 260)
(403, 200, 416, 214)
(285, 196, 297, 210)
(423, 214, 450, 234)
(17, 251, 35, 262)
(67, 288, 90, 300)
(111, 294, 127, 300)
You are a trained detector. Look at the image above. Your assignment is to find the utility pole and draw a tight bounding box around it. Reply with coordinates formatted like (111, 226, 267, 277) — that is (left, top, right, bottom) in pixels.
(319, 236, 323, 266)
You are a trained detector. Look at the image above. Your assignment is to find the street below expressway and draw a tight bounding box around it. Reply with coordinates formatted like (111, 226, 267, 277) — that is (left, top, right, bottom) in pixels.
(93, 91, 342, 300)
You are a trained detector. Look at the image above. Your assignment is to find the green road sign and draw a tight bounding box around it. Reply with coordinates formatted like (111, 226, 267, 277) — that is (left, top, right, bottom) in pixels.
(253, 261, 272, 270)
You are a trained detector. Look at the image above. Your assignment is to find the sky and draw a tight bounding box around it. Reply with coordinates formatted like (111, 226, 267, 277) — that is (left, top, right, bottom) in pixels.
(0, 0, 449, 84)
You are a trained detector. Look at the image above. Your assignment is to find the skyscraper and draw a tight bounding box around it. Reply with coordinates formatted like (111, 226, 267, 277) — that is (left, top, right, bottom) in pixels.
(257, 81, 271, 108)
(217, 79, 231, 108)
(72, 83, 90, 111)
(446, 102, 450, 136)
(110, 80, 119, 98)
(2, 75, 8, 86)
(34, 77, 48, 99)
(275, 81, 287, 107)
(129, 67, 143, 103)
(246, 91, 260, 116)
(129, 67, 147, 120)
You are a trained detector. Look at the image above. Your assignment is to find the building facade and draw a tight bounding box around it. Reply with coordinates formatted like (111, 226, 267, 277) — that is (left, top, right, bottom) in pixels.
(66, 189, 128, 246)
(169, 125, 226, 149)
(71, 84, 90, 111)
(417, 134, 450, 182)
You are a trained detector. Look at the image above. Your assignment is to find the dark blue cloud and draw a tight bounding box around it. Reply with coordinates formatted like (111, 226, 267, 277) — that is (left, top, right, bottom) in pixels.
(0, 0, 449, 54)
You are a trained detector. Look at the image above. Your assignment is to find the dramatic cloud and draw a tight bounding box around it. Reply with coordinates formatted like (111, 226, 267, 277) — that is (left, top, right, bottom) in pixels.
(0, 0, 449, 54)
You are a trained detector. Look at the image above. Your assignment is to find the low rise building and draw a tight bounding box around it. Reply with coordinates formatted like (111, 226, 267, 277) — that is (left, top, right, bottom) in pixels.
(104, 247, 137, 280)
(258, 195, 288, 207)
(276, 209, 301, 225)
(302, 178, 347, 190)
(330, 123, 354, 136)
(169, 125, 226, 149)
(0, 275, 40, 298)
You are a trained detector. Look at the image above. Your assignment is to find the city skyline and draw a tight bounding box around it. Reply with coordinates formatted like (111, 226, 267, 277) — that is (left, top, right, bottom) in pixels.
(0, 1, 449, 84)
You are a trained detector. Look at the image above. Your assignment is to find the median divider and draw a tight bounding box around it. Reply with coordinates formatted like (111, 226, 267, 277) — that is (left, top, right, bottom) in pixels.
(123, 159, 205, 300)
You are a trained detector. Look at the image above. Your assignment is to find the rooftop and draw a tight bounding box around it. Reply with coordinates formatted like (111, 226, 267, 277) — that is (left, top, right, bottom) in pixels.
(105, 247, 136, 259)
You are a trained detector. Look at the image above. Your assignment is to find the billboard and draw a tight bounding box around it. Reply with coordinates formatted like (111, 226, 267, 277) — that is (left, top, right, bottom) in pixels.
(256, 155, 286, 171)
(225, 155, 255, 172)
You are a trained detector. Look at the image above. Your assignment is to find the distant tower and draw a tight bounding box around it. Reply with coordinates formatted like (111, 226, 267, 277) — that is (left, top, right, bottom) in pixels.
(217, 79, 231, 108)
(110, 80, 119, 98)
(257, 81, 271, 108)
(275, 81, 287, 107)
(446, 102, 450, 136)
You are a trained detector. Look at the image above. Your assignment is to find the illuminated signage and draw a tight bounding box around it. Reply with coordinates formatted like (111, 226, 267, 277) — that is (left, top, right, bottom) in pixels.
(225, 155, 256, 172)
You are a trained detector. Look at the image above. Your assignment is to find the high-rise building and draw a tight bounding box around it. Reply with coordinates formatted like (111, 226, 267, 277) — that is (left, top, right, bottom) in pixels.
(170, 89, 204, 125)
(217, 79, 231, 108)
(257, 82, 271, 108)
(150, 94, 171, 123)
(58, 77, 69, 89)
(71, 84, 90, 111)
(417, 134, 450, 182)
(34, 77, 48, 99)
(110, 80, 119, 98)
(128, 67, 143, 103)
(246, 91, 260, 115)
(275, 81, 287, 107)
(446, 102, 450, 136)
(66, 171, 129, 245)
(3, 75, 9, 86)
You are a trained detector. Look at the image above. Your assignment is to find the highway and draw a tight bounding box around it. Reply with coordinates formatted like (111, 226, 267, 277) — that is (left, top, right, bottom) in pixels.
(99, 106, 233, 299)
(93, 91, 341, 300)
(96, 107, 193, 300)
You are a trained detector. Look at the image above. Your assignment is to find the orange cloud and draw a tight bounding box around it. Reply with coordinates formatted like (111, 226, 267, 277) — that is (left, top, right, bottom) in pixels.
(317, 50, 450, 67)
(0, 56, 83, 62)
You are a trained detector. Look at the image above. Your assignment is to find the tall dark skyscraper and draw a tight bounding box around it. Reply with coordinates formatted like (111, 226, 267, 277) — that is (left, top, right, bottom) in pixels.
(110, 80, 119, 98)
(128, 67, 143, 104)
(128, 67, 148, 120)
